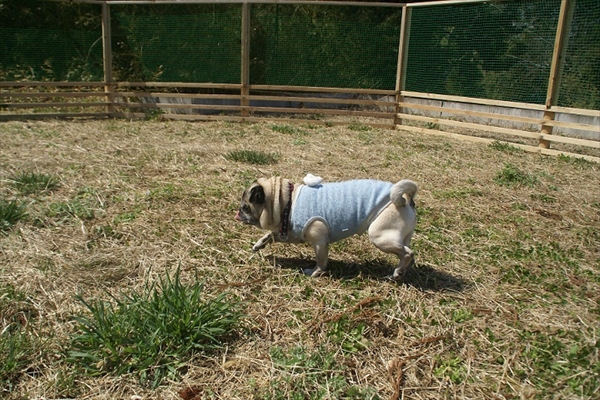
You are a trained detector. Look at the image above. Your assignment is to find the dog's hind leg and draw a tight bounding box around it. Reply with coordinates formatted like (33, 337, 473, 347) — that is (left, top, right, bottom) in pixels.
(368, 223, 415, 281)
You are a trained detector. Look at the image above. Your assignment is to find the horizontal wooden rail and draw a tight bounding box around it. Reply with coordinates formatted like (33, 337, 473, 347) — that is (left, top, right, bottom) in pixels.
(250, 84, 396, 96)
(397, 113, 600, 149)
(0, 112, 112, 120)
(113, 92, 393, 107)
(114, 100, 394, 119)
(0, 91, 107, 98)
(400, 125, 600, 163)
(0, 81, 105, 87)
(398, 101, 600, 133)
(400, 90, 547, 112)
(3, 102, 111, 109)
(114, 81, 242, 89)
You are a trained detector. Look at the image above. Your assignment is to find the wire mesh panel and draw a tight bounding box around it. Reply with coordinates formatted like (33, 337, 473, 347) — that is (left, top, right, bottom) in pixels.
(558, 0, 600, 109)
(250, 4, 402, 89)
(406, 0, 562, 105)
(111, 4, 242, 83)
(0, 0, 103, 82)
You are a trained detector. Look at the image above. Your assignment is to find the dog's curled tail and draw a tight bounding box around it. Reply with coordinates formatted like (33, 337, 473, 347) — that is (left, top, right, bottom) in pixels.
(390, 179, 418, 208)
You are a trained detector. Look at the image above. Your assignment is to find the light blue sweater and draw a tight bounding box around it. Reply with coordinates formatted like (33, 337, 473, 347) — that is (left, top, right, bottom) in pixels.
(289, 180, 393, 242)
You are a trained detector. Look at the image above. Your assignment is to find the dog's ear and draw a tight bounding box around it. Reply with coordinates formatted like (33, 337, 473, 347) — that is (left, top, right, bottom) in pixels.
(249, 185, 265, 205)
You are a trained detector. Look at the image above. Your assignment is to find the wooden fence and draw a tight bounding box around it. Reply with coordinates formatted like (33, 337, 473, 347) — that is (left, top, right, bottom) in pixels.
(1, 0, 599, 162)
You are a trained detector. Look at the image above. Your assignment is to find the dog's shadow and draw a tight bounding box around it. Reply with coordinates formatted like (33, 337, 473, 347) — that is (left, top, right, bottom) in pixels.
(273, 257, 466, 292)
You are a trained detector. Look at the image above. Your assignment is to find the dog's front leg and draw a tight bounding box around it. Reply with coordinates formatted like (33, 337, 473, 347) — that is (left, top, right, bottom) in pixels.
(252, 232, 274, 252)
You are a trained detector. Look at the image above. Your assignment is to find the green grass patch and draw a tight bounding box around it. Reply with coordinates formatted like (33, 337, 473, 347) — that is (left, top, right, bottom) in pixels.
(226, 150, 279, 165)
(9, 171, 60, 195)
(46, 198, 96, 221)
(434, 354, 467, 384)
(489, 141, 524, 154)
(270, 124, 307, 136)
(0, 283, 39, 393)
(264, 345, 380, 400)
(67, 268, 244, 388)
(519, 329, 600, 397)
(494, 163, 538, 187)
(0, 199, 28, 233)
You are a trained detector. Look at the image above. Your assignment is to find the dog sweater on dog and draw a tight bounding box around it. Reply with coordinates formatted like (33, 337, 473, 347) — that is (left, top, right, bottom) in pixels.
(289, 180, 393, 242)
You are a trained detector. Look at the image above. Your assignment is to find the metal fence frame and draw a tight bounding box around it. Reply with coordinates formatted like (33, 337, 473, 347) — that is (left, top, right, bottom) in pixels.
(1, 0, 599, 161)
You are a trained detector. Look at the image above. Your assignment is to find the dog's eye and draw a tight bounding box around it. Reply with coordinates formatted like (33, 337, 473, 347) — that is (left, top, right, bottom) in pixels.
(242, 204, 251, 213)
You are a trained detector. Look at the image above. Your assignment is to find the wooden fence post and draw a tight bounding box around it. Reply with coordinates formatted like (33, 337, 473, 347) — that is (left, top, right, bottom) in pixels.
(394, 5, 411, 128)
(541, 0, 575, 148)
(102, 2, 114, 116)
(241, 2, 250, 118)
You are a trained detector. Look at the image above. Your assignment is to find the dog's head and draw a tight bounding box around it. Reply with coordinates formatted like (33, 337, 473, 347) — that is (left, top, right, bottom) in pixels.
(235, 182, 266, 227)
(235, 177, 293, 231)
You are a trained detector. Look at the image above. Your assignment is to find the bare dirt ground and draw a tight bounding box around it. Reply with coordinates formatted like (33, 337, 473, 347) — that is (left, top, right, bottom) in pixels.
(1, 118, 599, 399)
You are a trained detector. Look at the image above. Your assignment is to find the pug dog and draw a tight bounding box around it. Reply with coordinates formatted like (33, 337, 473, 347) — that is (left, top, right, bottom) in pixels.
(235, 174, 418, 280)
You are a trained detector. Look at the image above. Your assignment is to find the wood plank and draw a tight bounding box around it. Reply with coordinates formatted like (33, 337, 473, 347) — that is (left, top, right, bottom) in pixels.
(401, 90, 547, 111)
(541, 134, 600, 148)
(241, 2, 250, 117)
(0, 82, 105, 87)
(0, 92, 106, 98)
(160, 113, 395, 129)
(246, 106, 394, 118)
(114, 92, 241, 100)
(398, 101, 543, 125)
(399, 125, 600, 163)
(549, 105, 600, 117)
(115, 82, 242, 89)
(396, 113, 543, 140)
(248, 95, 393, 107)
(102, 2, 115, 115)
(399, 101, 600, 132)
(397, 113, 599, 150)
(3, 102, 111, 109)
(114, 102, 243, 111)
(115, 100, 394, 118)
(0, 112, 111, 120)
(113, 91, 393, 107)
(542, 119, 600, 132)
(250, 84, 396, 96)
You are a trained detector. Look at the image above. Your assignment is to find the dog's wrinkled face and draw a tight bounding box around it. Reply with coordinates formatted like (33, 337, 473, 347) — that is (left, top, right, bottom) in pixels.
(235, 183, 265, 227)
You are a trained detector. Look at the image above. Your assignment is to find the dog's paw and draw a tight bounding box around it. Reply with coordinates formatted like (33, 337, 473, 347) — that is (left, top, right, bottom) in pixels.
(303, 268, 327, 277)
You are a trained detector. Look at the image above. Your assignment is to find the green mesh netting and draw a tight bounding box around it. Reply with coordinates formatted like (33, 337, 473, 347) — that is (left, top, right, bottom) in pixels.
(111, 4, 242, 83)
(406, 0, 562, 105)
(250, 4, 401, 89)
(0, 1, 104, 82)
(1, 0, 598, 110)
(557, 0, 600, 109)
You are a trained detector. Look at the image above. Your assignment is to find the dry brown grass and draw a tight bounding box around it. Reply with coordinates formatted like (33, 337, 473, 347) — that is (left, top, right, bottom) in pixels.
(1, 118, 599, 399)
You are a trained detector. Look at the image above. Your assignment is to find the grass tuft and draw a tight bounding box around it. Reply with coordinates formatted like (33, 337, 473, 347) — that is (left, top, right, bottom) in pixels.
(0, 199, 28, 233)
(489, 140, 524, 154)
(0, 283, 39, 392)
(494, 163, 538, 187)
(264, 345, 380, 399)
(9, 171, 60, 195)
(67, 267, 244, 387)
(226, 149, 279, 165)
